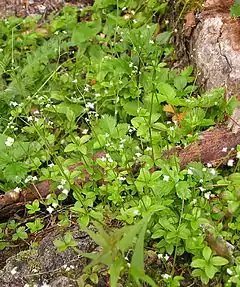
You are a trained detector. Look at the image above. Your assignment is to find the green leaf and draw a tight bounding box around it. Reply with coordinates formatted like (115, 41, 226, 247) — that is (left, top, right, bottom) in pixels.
(191, 259, 206, 269)
(89, 273, 99, 284)
(230, 3, 240, 17)
(174, 75, 187, 90)
(54, 239, 67, 251)
(72, 20, 101, 44)
(123, 101, 143, 116)
(202, 246, 212, 262)
(156, 31, 172, 44)
(119, 221, 144, 253)
(109, 257, 124, 287)
(157, 82, 176, 103)
(4, 163, 28, 183)
(175, 181, 191, 200)
(64, 143, 77, 153)
(204, 264, 218, 279)
(210, 256, 229, 266)
(79, 135, 91, 145)
(130, 216, 150, 272)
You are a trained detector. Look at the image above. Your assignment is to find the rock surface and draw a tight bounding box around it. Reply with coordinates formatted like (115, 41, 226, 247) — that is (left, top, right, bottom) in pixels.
(191, 11, 240, 133)
(0, 227, 97, 287)
(0, 0, 93, 18)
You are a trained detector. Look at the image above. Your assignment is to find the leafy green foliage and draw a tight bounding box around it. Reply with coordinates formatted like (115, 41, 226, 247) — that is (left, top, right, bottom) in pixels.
(191, 246, 229, 284)
(230, 0, 240, 17)
(0, 1, 239, 285)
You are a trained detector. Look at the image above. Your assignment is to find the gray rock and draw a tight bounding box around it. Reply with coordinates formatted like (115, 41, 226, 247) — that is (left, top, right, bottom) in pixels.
(191, 16, 240, 132)
(0, 227, 97, 287)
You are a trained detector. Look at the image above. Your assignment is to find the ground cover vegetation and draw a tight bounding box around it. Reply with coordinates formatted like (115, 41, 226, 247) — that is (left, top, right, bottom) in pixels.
(1, 0, 240, 285)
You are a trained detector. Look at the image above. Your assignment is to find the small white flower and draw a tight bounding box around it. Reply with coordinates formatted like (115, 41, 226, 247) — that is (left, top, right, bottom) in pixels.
(135, 153, 142, 157)
(227, 159, 234, 167)
(157, 253, 163, 259)
(32, 176, 38, 181)
(27, 116, 33, 122)
(118, 176, 126, 181)
(146, 147, 152, 151)
(72, 79, 77, 83)
(165, 20, 169, 24)
(101, 156, 106, 162)
(122, 6, 127, 11)
(40, 283, 50, 287)
(61, 179, 66, 185)
(84, 86, 89, 92)
(207, 163, 212, 168)
(199, 179, 203, 183)
(129, 62, 133, 68)
(188, 169, 193, 175)
(10, 266, 18, 275)
(57, 184, 63, 190)
(65, 266, 71, 271)
(48, 163, 54, 168)
(164, 254, 170, 261)
(70, 265, 75, 269)
(10, 101, 19, 107)
(174, 28, 178, 33)
(52, 202, 58, 208)
(127, 262, 131, 267)
(192, 199, 197, 205)
(162, 273, 171, 279)
(82, 129, 88, 135)
(5, 136, 14, 147)
(46, 206, 54, 214)
(210, 169, 216, 176)
(108, 157, 114, 163)
(14, 187, 21, 193)
(85, 102, 94, 109)
(204, 192, 211, 200)
(237, 151, 240, 159)
(163, 175, 170, 182)
(227, 268, 233, 275)
(62, 189, 69, 195)
(222, 147, 228, 152)
(131, 10, 135, 15)
(199, 187, 205, 192)
(133, 209, 140, 216)
(169, 126, 175, 131)
(149, 40, 154, 44)
(119, 144, 124, 149)
(133, 19, 137, 24)
(106, 153, 111, 159)
(95, 93, 101, 97)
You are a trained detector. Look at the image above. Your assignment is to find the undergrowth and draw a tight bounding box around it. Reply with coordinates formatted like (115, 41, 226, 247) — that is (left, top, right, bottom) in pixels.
(0, 0, 240, 286)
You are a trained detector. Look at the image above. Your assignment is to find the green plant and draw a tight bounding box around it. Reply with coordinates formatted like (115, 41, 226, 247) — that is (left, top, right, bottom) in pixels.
(191, 246, 229, 284)
(69, 217, 157, 287)
(0, 0, 239, 285)
(230, 0, 240, 17)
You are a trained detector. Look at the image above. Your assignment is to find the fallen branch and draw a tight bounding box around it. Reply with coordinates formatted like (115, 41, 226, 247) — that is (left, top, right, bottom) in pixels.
(1, 125, 240, 220)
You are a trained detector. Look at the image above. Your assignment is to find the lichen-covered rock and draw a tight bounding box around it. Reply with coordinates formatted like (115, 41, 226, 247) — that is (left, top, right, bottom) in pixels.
(0, 227, 97, 287)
